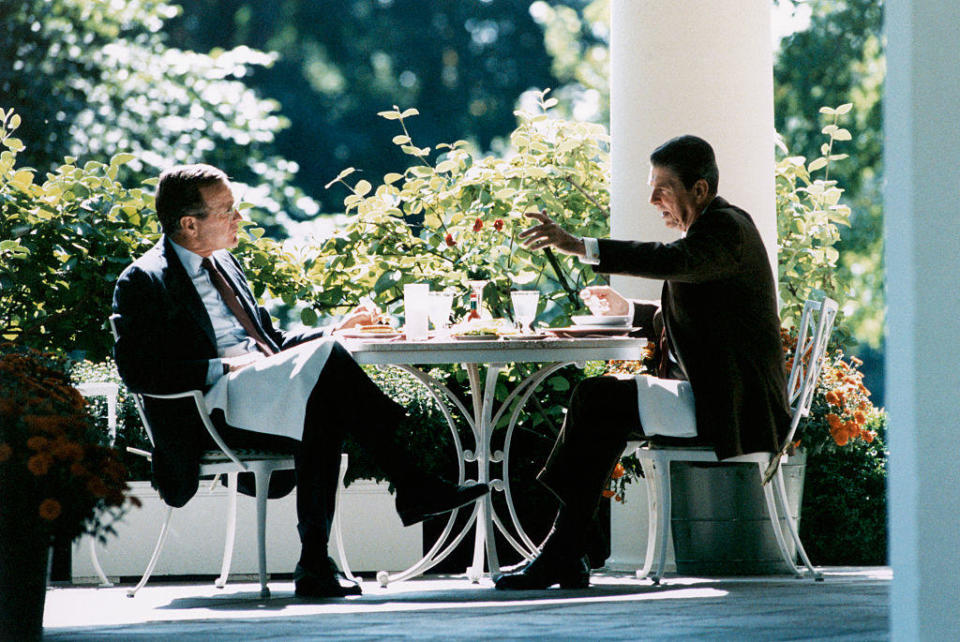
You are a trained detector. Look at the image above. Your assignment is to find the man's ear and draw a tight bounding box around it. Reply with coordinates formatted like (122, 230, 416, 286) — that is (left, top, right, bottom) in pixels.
(179, 215, 197, 237)
(694, 178, 710, 203)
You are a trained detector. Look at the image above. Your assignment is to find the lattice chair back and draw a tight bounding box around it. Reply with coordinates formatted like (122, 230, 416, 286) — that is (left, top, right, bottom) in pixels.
(763, 297, 838, 484)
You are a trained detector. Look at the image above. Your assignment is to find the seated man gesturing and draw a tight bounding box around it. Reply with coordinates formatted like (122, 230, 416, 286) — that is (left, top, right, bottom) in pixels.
(495, 136, 791, 590)
(113, 164, 489, 598)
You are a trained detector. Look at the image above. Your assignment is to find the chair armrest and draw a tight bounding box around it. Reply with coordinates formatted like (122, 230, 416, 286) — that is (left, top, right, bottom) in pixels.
(140, 389, 248, 471)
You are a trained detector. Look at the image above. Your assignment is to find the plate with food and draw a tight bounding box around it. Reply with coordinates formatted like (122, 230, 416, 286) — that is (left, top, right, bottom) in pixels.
(570, 314, 632, 327)
(502, 333, 550, 341)
(546, 326, 638, 338)
(338, 324, 402, 340)
(451, 329, 501, 341)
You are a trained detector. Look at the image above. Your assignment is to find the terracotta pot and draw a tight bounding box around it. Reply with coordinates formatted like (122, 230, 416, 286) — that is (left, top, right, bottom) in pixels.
(0, 514, 50, 642)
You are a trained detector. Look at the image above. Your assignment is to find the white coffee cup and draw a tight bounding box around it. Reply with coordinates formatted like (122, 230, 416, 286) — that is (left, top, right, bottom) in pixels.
(403, 283, 430, 341)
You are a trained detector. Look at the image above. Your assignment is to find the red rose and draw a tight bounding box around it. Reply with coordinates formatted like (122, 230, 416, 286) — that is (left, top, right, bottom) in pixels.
(493, 218, 504, 231)
(445, 233, 456, 246)
(472, 218, 483, 232)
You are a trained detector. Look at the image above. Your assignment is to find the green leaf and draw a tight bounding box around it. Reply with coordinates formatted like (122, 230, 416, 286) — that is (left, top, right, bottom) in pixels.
(300, 307, 318, 326)
(377, 110, 402, 120)
(400, 108, 420, 119)
(392, 135, 411, 145)
(110, 152, 136, 167)
(832, 128, 852, 141)
(8, 114, 21, 130)
(818, 106, 836, 115)
(548, 376, 570, 392)
(354, 180, 372, 197)
(835, 103, 853, 115)
(384, 172, 404, 185)
(807, 158, 828, 172)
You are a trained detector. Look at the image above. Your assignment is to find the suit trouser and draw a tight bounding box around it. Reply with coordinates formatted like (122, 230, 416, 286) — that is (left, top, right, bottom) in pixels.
(216, 341, 409, 571)
(537, 376, 644, 527)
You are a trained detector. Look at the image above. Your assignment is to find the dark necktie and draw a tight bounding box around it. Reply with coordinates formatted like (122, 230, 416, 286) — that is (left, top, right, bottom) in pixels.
(657, 325, 671, 378)
(201, 257, 276, 356)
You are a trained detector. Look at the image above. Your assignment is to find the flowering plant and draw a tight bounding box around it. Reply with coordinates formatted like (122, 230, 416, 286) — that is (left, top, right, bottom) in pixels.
(781, 328, 879, 455)
(0, 344, 138, 544)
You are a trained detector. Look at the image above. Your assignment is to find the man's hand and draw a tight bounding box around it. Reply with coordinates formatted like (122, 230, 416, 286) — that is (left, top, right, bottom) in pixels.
(335, 301, 381, 332)
(518, 211, 586, 257)
(222, 351, 265, 373)
(580, 286, 630, 316)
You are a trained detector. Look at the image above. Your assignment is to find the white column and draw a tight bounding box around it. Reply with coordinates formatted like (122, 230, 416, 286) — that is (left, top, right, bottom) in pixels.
(610, 0, 776, 299)
(885, 1, 960, 639)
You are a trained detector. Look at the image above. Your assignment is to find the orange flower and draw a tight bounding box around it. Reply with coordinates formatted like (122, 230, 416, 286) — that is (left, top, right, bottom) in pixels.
(0, 397, 16, 416)
(87, 477, 108, 498)
(863, 430, 876, 443)
(824, 391, 840, 406)
(70, 462, 88, 477)
(825, 413, 842, 430)
(0, 443, 12, 462)
(26, 435, 49, 451)
(611, 462, 626, 480)
(38, 498, 62, 521)
(601, 489, 616, 498)
(831, 426, 850, 447)
(27, 453, 53, 476)
(854, 411, 867, 425)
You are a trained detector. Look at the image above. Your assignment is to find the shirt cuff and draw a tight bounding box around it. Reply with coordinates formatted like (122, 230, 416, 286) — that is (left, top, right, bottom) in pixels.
(206, 359, 224, 386)
(581, 237, 600, 265)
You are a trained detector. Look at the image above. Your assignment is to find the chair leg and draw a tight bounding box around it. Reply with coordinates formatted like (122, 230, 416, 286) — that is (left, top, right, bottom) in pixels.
(636, 455, 660, 581)
(757, 463, 803, 579)
(653, 456, 671, 583)
(331, 453, 358, 583)
(126, 506, 174, 598)
(254, 465, 272, 598)
(773, 466, 823, 581)
(215, 472, 240, 589)
(89, 537, 113, 587)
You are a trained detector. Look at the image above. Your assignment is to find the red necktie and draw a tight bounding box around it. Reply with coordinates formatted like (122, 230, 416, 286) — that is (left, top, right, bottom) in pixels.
(201, 257, 276, 356)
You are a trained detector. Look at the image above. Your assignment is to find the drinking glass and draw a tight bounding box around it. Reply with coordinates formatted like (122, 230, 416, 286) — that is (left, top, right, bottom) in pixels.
(427, 291, 455, 336)
(510, 290, 540, 334)
(403, 283, 430, 341)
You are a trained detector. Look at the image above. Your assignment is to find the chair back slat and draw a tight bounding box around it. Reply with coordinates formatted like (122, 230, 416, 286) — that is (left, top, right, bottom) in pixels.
(782, 297, 839, 448)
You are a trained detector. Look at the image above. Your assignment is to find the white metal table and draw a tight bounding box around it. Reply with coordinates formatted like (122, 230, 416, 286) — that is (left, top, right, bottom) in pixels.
(343, 335, 647, 585)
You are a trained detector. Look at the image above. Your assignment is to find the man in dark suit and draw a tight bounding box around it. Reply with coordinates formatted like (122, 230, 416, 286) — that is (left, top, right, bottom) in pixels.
(113, 164, 488, 597)
(495, 135, 791, 590)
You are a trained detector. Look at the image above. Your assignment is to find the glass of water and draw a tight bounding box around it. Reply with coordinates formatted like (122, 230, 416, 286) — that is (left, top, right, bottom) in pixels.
(510, 290, 540, 334)
(428, 291, 455, 336)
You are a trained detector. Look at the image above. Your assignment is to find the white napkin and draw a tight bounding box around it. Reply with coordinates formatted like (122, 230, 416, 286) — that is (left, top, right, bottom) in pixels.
(205, 338, 336, 441)
(634, 374, 698, 438)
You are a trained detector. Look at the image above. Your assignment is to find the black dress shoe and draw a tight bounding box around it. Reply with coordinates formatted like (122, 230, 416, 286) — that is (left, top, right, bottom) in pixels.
(494, 553, 590, 590)
(396, 480, 490, 527)
(294, 559, 362, 598)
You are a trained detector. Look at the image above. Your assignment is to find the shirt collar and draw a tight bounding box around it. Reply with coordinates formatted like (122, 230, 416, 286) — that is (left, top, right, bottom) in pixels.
(168, 237, 207, 277)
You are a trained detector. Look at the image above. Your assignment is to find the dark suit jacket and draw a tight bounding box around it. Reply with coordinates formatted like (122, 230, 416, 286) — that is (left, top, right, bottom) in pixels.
(112, 236, 325, 507)
(597, 196, 790, 460)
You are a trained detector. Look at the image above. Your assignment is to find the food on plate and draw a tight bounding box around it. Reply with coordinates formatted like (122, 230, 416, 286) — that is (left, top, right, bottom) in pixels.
(357, 323, 397, 334)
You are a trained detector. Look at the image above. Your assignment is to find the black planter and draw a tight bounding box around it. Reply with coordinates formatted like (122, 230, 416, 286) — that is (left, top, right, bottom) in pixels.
(668, 452, 806, 575)
(0, 518, 50, 642)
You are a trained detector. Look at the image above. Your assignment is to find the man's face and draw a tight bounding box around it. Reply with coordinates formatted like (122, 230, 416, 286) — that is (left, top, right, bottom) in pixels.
(648, 165, 704, 232)
(181, 180, 242, 256)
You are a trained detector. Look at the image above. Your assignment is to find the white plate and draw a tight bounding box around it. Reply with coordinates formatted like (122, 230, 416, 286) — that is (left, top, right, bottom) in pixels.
(502, 333, 550, 341)
(571, 314, 632, 327)
(338, 330, 402, 340)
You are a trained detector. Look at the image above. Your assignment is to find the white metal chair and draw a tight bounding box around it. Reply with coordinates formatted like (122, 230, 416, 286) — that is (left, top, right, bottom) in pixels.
(634, 297, 838, 583)
(109, 315, 354, 598)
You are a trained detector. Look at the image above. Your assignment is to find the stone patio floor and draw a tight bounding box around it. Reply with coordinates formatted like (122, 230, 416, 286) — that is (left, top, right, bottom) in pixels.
(44, 566, 890, 640)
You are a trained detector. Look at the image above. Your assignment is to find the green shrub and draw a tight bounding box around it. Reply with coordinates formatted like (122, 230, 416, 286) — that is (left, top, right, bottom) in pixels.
(1, 108, 158, 361)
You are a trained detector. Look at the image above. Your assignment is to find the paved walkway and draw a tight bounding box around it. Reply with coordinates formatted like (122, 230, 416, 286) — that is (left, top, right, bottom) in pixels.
(44, 567, 890, 640)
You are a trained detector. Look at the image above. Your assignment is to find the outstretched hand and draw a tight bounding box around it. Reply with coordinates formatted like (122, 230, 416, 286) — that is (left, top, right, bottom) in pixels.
(518, 210, 586, 257)
(335, 301, 381, 332)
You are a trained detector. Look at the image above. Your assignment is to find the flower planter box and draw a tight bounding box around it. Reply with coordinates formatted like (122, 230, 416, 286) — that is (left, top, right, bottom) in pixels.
(72, 479, 422, 582)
